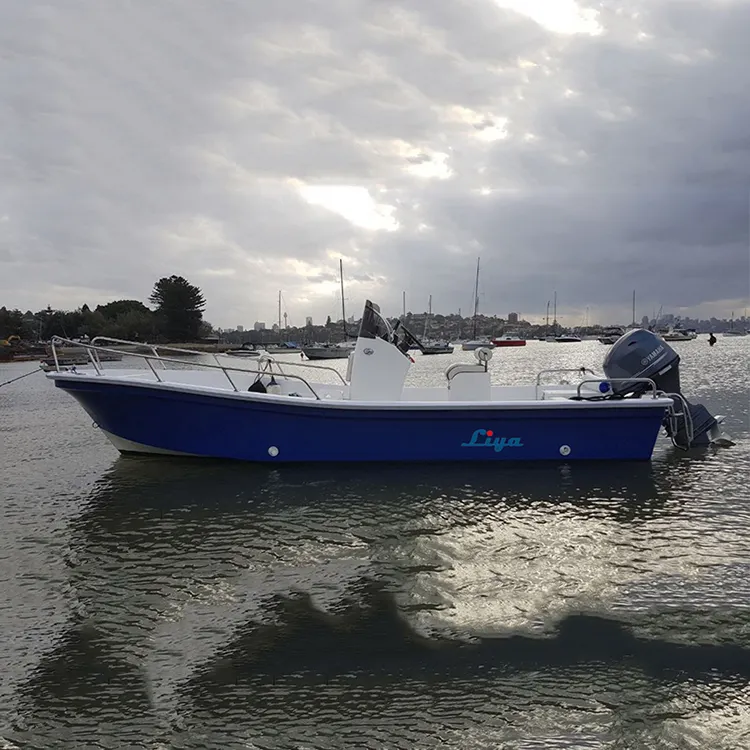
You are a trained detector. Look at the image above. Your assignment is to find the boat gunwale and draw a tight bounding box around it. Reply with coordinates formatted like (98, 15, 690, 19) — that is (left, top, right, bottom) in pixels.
(48, 372, 674, 411)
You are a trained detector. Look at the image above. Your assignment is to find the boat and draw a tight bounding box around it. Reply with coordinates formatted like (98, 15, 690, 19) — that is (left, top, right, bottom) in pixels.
(302, 259, 353, 360)
(263, 342, 301, 354)
(491, 334, 526, 347)
(723, 311, 747, 336)
(45, 300, 730, 462)
(554, 334, 582, 343)
(461, 339, 495, 350)
(39, 362, 78, 373)
(461, 257, 495, 351)
(661, 327, 696, 342)
(419, 294, 454, 354)
(224, 345, 262, 358)
(421, 343, 454, 355)
(598, 327, 626, 345)
(301, 341, 356, 360)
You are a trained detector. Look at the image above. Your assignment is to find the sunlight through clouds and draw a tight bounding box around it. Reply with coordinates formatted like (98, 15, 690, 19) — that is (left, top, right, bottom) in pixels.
(295, 184, 399, 232)
(492, 0, 602, 36)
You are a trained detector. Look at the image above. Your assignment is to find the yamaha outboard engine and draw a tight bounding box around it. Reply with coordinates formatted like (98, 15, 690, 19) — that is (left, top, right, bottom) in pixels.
(602, 329, 722, 448)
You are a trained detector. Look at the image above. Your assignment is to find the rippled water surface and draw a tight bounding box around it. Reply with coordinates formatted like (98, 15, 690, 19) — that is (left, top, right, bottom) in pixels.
(1, 339, 749, 749)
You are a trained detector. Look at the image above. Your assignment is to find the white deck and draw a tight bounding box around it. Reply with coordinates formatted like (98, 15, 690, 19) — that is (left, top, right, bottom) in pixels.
(48, 367, 673, 410)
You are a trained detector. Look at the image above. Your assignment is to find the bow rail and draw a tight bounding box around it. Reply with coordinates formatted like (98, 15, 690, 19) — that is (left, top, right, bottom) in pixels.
(49, 336, 348, 400)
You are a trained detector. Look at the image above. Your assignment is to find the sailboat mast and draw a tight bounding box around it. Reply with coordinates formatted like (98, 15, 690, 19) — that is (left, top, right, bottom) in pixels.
(339, 259, 347, 340)
(472, 257, 480, 339)
(402, 291, 406, 321)
(632, 290, 636, 327)
(423, 295, 432, 338)
(553, 291, 557, 332)
(546, 300, 550, 334)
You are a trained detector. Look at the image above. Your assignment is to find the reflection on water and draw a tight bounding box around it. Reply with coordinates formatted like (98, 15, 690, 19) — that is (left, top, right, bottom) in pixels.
(2, 341, 749, 749)
(3, 450, 750, 749)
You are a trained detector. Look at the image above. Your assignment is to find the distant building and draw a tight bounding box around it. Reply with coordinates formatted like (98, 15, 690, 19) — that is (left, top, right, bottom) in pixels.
(306, 316, 313, 326)
(253, 321, 266, 331)
(508, 312, 519, 324)
(237, 325, 244, 332)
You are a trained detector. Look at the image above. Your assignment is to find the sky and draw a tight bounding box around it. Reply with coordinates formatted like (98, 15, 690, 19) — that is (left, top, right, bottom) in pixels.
(1, 0, 749, 328)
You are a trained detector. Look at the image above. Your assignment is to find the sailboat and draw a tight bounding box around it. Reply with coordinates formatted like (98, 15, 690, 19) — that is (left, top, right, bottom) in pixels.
(552, 293, 581, 342)
(600, 291, 637, 343)
(462, 258, 495, 350)
(264, 291, 301, 353)
(420, 295, 453, 355)
(625, 290, 640, 331)
(542, 293, 558, 341)
(723, 310, 748, 337)
(302, 261, 356, 360)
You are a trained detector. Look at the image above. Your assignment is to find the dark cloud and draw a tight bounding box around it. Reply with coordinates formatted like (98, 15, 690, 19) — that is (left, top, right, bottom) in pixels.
(1, 0, 748, 326)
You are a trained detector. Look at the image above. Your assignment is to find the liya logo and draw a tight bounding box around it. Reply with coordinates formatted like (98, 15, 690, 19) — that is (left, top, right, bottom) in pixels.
(461, 429, 524, 453)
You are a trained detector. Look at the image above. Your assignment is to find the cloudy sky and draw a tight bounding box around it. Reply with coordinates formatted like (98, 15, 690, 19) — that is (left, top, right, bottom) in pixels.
(2, 0, 749, 328)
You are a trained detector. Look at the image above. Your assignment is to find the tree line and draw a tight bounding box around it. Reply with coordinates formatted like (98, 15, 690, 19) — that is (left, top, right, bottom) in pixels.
(0, 276, 209, 343)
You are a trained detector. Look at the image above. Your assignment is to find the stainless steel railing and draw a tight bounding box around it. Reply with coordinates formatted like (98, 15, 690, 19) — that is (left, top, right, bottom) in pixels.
(535, 367, 599, 386)
(88, 336, 347, 385)
(50, 336, 347, 400)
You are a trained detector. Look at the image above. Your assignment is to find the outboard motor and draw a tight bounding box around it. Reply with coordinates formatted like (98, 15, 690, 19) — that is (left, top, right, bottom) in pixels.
(602, 329, 723, 449)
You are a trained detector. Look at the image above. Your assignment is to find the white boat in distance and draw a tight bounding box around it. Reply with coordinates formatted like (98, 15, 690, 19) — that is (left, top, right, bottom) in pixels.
(461, 339, 495, 351)
(661, 327, 697, 342)
(225, 344, 262, 358)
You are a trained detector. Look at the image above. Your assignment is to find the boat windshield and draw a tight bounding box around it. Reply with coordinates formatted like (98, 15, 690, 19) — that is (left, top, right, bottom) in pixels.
(358, 300, 424, 356)
(358, 300, 392, 341)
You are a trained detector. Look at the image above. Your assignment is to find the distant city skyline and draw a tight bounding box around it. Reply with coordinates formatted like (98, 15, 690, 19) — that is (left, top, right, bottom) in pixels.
(221, 308, 747, 335)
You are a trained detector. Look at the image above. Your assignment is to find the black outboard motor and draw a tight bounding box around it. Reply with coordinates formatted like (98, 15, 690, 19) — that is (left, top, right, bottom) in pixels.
(602, 329, 719, 448)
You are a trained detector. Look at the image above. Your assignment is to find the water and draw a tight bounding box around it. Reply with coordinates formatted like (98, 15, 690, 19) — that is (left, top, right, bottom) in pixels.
(1, 339, 749, 749)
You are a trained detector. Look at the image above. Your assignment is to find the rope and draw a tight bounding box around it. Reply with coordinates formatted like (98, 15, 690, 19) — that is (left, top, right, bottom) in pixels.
(0, 367, 42, 388)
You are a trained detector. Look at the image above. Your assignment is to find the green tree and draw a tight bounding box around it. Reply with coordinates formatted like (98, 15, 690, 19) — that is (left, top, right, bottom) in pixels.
(96, 299, 151, 320)
(107, 310, 158, 340)
(0, 307, 24, 338)
(149, 275, 206, 341)
(198, 320, 214, 339)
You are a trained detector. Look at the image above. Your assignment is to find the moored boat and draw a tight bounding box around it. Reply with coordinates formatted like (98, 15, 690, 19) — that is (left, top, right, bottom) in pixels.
(461, 339, 495, 351)
(598, 326, 626, 345)
(661, 327, 696, 342)
(491, 334, 526, 347)
(264, 342, 301, 354)
(302, 341, 356, 360)
(45, 300, 729, 462)
(420, 342, 454, 355)
(225, 344, 262, 358)
(723, 311, 747, 336)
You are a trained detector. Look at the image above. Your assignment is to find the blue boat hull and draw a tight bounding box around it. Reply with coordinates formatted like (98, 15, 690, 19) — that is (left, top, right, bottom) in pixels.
(54, 379, 667, 462)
